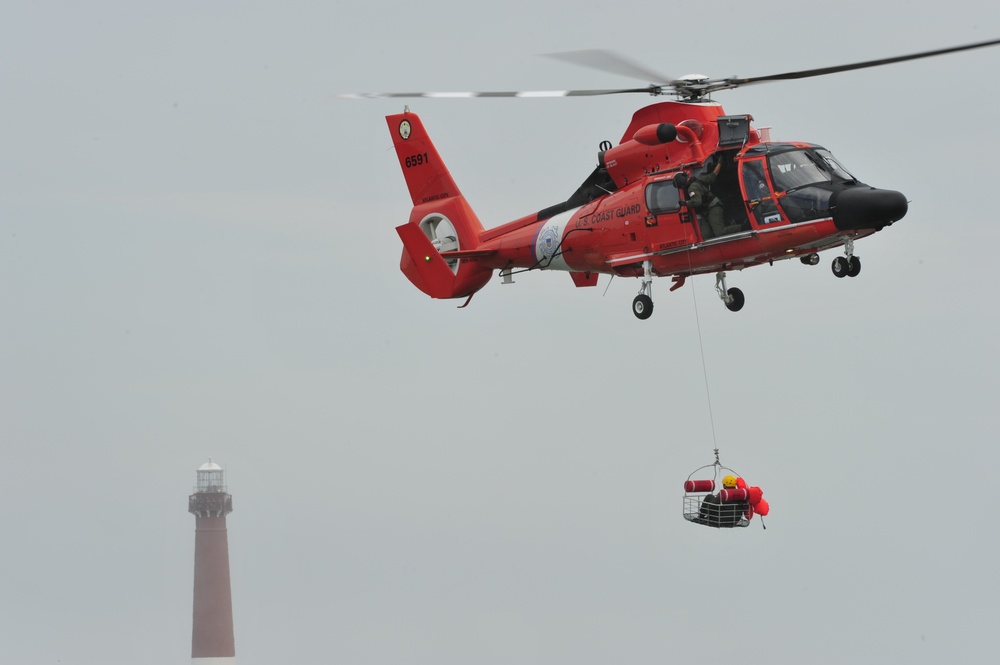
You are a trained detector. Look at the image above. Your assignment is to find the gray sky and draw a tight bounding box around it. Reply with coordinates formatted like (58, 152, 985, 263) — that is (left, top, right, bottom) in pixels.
(3, 1, 1000, 663)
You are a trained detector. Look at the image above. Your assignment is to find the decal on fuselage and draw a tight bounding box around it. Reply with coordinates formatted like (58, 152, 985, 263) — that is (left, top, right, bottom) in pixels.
(532, 209, 577, 270)
(576, 203, 642, 228)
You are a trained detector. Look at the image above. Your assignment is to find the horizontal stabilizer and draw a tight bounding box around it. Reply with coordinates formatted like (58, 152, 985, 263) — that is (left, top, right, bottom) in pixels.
(441, 249, 498, 260)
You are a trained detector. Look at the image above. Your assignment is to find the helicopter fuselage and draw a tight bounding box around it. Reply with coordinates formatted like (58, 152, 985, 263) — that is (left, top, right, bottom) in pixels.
(388, 101, 908, 316)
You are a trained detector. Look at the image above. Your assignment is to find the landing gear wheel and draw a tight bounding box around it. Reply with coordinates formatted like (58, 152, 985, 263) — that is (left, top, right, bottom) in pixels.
(847, 256, 861, 277)
(832, 256, 849, 278)
(725, 287, 745, 312)
(715, 271, 745, 312)
(632, 294, 653, 320)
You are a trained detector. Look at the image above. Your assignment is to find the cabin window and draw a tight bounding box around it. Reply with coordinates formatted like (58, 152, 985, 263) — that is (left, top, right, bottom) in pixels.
(645, 180, 680, 214)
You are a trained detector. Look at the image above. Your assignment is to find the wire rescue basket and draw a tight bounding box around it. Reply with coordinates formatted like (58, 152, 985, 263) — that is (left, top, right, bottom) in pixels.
(683, 463, 751, 529)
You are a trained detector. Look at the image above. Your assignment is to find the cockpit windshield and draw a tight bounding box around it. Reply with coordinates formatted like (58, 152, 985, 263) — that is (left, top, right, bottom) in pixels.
(768, 148, 856, 192)
(815, 149, 856, 182)
(768, 151, 827, 191)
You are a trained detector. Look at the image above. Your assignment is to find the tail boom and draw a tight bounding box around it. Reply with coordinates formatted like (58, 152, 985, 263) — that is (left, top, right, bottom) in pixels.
(388, 111, 603, 301)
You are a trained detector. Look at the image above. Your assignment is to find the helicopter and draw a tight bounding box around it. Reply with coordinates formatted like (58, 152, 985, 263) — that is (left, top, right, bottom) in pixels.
(355, 39, 1000, 319)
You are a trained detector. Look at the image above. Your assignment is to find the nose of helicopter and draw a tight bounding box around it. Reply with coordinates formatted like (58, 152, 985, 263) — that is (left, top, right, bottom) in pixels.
(832, 187, 908, 230)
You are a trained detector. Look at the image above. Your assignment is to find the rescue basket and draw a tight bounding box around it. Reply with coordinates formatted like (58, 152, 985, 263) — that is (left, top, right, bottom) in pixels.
(683, 463, 750, 529)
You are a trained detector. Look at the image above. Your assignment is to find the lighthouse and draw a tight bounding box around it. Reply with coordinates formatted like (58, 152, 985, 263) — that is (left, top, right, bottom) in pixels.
(188, 459, 236, 664)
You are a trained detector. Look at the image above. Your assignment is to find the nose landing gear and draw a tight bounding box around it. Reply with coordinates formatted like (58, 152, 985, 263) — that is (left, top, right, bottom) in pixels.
(832, 238, 861, 278)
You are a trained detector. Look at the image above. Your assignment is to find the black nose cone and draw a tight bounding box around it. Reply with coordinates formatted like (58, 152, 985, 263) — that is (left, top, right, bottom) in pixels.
(833, 187, 908, 230)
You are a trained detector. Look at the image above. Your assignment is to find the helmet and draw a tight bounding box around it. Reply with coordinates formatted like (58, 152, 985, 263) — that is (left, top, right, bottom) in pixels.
(673, 172, 689, 189)
(722, 475, 738, 489)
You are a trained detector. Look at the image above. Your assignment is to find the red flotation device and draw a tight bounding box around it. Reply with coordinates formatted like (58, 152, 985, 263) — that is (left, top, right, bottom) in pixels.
(719, 487, 749, 502)
(684, 479, 716, 493)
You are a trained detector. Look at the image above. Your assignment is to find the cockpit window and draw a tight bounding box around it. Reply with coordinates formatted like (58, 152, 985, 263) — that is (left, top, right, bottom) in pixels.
(780, 186, 834, 223)
(816, 149, 856, 182)
(768, 148, 859, 192)
(768, 150, 830, 191)
(645, 180, 680, 213)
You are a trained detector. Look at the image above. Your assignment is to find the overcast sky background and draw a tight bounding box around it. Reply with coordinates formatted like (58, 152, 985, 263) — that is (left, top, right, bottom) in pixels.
(3, 1, 1000, 663)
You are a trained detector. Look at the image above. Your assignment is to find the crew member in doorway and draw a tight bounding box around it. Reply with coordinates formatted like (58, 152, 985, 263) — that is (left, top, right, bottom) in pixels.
(682, 157, 741, 238)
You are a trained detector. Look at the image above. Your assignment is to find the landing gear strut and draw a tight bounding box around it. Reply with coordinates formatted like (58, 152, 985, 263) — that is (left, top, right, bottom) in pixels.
(832, 238, 861, 278)
(632, 260, 654, 320)
(716, 272, 745, 312)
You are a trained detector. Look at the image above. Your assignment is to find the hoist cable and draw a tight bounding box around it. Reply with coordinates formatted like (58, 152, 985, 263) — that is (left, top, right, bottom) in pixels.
(687, 251, 718, 453)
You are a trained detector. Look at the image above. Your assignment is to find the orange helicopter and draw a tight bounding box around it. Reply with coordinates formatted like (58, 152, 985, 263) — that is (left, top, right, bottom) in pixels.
(353, 40, 999, 319)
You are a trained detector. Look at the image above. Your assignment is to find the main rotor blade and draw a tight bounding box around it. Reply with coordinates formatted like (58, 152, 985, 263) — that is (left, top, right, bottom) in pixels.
(730, 37, 1000, 86)
(338, 38, 1000, 102)
(335, 87, 658, 99)
(541, 49, 675, 85)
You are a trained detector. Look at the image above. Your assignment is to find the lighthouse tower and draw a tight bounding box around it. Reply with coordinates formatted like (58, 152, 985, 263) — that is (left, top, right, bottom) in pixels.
(188, 459, 236, 664)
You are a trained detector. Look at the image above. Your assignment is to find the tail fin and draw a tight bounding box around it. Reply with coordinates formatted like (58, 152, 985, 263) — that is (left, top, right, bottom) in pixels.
(387, 112, 492, 300)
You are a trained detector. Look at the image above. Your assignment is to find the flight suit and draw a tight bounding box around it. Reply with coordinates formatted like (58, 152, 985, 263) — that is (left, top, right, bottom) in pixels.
(686, 173, 739, 238)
